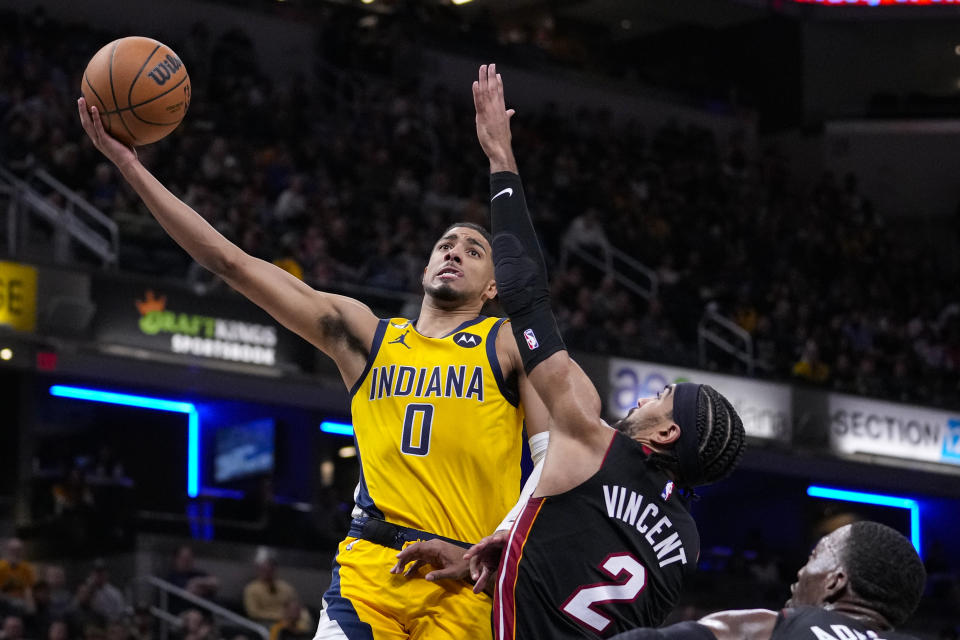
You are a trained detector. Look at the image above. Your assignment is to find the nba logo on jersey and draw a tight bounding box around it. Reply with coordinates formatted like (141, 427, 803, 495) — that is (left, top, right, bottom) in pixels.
(523, 328, 539, 350)
(661, 481, 674, 501)
(943, 419, 960, 462)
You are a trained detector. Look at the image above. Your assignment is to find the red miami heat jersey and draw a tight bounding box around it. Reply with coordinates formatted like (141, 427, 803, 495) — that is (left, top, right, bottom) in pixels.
(495, 431, 699, 639)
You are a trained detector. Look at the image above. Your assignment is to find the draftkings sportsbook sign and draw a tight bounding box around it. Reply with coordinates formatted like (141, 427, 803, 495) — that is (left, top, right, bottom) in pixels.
(92, 277, 289, 367)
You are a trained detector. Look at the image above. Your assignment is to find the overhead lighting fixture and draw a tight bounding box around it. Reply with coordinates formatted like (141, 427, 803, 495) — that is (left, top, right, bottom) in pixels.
(452, 0, 474, 5)
(361, 0, 375, 4)
(807, 485, 921, 556)
(50, 385, 200, 498)
(0, 348, 12, 361)
(338, 446, 357, 458)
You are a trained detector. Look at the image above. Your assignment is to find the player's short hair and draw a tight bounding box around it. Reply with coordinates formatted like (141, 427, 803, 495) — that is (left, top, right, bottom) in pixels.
(649, 385, 745, 487)
(842, 521, 926, 626)
(441, 222, 493, 250)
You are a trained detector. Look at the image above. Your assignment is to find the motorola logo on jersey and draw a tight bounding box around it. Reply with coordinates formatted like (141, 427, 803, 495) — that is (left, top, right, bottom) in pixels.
(453, 332, 482, 348)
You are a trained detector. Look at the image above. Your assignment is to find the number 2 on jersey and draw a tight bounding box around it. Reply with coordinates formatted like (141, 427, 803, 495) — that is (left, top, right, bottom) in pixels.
(401, 403, 434, 456)
(561, 553, 647, 633)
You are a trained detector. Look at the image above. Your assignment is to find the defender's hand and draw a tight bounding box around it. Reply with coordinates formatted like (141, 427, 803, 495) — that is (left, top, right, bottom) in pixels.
(464, 530, 509, 594)
(78, 97, 138, 168)
(473, 63, 517, 173)
(391, 539, 471, 583)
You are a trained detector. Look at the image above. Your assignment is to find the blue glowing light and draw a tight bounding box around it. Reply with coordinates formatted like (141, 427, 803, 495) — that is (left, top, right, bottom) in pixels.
(807, 485, 921, 555)
(49, 385, 200, 498)
(320, 421, 354, 436)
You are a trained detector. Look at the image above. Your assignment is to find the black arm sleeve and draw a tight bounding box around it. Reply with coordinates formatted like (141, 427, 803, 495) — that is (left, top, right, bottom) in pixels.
(608, 622, 718, 640)
(490, 171, 566, 374)
(490, 172, 547, 277)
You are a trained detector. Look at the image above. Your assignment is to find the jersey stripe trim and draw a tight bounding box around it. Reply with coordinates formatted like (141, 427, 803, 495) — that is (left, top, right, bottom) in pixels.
(487, 318, 520, 407)
(319, 556, 376, 639)
(495, 496, 544, 640)
(348, 319, 388, 398)
(440, 314, 488, 338)
(600, 431, 618, 466)
(352, 439, 384, 519)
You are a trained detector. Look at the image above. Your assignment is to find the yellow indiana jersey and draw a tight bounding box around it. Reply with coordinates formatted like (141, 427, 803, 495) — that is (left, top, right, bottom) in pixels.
(349, 316, 525, 543)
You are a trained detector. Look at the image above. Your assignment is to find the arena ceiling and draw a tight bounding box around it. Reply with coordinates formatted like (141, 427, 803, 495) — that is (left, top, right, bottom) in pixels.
(460, 0, 768, 40)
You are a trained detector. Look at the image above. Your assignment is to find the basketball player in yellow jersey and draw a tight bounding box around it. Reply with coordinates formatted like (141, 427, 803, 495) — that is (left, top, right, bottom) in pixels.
(78, 99, 550, 639)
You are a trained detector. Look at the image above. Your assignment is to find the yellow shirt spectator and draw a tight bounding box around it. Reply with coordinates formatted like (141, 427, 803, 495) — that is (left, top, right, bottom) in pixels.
(0, 538, 36, 600)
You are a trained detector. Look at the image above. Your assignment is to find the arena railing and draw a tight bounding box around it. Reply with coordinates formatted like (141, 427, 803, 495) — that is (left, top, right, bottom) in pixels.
(698, 308, 755, 376)
(561, 243, 659, 301)
(133, 575, 270, 640)
(32, 167, 120, 266)
(0, 163, 118, 268)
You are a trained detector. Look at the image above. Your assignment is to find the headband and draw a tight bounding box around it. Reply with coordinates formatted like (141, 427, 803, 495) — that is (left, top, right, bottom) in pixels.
(672, 382, 702, 485)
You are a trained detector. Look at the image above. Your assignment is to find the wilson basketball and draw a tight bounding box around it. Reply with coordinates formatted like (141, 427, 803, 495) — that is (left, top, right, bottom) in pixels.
(81, 36, 191, 146)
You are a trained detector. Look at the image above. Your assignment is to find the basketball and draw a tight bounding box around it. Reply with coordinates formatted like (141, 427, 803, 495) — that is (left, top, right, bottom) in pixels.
(81, 36, 191, 146)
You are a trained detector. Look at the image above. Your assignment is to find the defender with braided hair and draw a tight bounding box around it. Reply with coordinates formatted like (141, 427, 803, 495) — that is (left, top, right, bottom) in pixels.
(396, 64, 747, 640)
(474, 64, 747, 640)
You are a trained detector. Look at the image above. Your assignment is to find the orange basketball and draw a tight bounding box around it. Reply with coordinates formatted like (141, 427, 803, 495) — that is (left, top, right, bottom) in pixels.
(81, 36, 191, 146)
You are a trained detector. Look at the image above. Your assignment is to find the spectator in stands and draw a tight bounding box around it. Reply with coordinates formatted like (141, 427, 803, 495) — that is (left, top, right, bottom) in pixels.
(164, 547, 219, 604)
(84, 561, 124, 623)
(560, 206, 613, 273)
(792, 339, 830, 384)
(45, 620, 68, 640)
(52, 468, 94, 517)
(71, 583, 100, 632)
(241, 548, 301, 625)
(0, 616, 25, 640)
(267, 598, 311, 640)
(0, 539, 37, 612)
(178, 610, 212, 640)
(128, 606, 155, 640)
(41, 569, 71, 622)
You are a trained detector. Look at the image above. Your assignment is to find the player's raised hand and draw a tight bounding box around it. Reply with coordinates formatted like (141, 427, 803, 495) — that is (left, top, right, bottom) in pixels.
(390, 539, 470, 583)
(473, 63, 517, 173)
(77, 97, 137, 167)
(464, 529, 509, 594)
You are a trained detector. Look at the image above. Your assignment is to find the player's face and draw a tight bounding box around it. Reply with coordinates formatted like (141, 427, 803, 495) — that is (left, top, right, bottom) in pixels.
(422, 228, 496, 307)
(613, 385, 676, 441)
(787, 525, 850, 607)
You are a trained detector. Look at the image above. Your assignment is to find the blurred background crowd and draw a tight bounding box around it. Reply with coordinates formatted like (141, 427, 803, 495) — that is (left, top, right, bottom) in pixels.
(3, 3, 959, 411)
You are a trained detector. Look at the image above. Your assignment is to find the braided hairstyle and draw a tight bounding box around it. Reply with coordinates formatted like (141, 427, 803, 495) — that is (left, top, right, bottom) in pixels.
(842, 521, 926, 626)
(648, 384, 746, 487)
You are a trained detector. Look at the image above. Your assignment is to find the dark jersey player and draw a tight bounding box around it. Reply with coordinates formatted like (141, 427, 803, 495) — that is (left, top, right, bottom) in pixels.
(395, 64, 747, 639)
(610, 521, 926, 640)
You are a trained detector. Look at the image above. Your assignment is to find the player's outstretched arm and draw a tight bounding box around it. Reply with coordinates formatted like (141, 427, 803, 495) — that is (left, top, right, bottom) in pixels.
(77, 98, 378, 385)
(607, 621, 719, 640)
(697, 609, 778, 640)
(474, 65, 604, 442)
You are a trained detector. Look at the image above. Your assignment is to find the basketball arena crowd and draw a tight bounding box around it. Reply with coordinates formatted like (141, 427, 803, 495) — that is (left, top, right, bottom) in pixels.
(2, 3, 960, 640)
